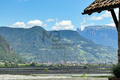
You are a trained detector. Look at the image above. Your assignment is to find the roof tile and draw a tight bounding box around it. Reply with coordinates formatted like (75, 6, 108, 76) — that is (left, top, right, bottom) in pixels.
(83, 0, 120, 15)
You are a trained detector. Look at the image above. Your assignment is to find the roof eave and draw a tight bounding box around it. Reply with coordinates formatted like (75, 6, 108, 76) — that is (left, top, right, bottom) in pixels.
(82, 3, 120, 15)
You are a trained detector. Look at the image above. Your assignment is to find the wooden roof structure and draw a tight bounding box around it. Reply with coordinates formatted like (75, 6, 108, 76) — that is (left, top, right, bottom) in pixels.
(82, 0, 120, 15)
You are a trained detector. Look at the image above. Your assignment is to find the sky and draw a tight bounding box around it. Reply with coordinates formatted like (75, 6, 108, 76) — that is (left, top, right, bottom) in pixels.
(0, 0, 118, 31)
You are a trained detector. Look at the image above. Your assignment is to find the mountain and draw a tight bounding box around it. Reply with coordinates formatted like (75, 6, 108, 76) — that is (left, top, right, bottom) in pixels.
(0, 26, 117, 63)
(0, 35, 27, 63)
(76, 25, 118, 49)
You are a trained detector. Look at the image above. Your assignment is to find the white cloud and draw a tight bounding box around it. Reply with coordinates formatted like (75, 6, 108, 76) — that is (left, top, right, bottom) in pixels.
(88, 16, 103, 20)
(110, 19, 113, 22)
(115, 8, 119, 16)
(88, 8, 119, 21)
(80, 18, 86, 25)
(52, 20, 74, 30)
(56, 18, 59, 21)
(105, 23, 115, 26)
(27, 20, 47, 28)
(80, 18, 86, 31)
(46, 19, 54, 22)
(46, 18, 59, 22)
(81, 23, 94, 31)
(102, 8, 118, 18)
(80, 18, 94, 31)
(10, 22, 26, 28)
(101, 11, 111, 18)
(10, 20, 47, 28)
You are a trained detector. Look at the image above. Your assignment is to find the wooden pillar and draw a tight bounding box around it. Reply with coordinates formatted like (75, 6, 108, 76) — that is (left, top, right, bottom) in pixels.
(109, 8, 120, 65)
(118, 7, 120, 65)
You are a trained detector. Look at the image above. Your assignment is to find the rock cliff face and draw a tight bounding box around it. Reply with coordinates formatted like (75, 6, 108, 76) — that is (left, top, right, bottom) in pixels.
(0, 35, 27, 63)
(77, 25, 118, 49)
(0, 36, 14, 53)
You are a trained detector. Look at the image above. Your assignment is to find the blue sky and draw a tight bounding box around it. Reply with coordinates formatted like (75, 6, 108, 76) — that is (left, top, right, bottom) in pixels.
(0, 0, 117, 30)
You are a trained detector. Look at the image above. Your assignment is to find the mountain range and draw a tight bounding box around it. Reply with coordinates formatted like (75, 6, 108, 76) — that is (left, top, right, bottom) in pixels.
(0, 26, 117, 63)
(77, 25, 118, 49)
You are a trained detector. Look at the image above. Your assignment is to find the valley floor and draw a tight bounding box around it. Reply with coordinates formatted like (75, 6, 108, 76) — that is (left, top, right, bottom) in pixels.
(0, 66, 112, 74)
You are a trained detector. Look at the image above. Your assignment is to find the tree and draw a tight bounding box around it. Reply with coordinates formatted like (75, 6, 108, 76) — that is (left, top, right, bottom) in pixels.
(11, 64, 15, 67)
(5, 61, 9, 67)
(84, 65, 87, 69)
(30, 62, 36, 66)
(44, 68, 49, 71)
(54, 66, 58, 69)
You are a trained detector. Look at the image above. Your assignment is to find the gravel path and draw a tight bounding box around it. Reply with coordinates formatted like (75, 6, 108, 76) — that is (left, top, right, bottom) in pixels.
(0, 74, 108, 80)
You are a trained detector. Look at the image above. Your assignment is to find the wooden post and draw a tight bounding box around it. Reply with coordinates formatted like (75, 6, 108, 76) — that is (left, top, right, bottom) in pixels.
(118, 7, 120, 65)
(109, 8, 120, 65)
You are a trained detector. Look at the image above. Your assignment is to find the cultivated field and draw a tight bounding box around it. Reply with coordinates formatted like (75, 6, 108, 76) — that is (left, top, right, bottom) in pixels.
(0, 66, 112, 74)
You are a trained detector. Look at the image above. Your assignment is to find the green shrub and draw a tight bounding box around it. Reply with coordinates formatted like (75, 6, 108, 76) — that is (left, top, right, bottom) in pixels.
(44, 68, 49, 71)
(60, 64, 65, 66)
(15, 64, 19, 67)
(84, 65, 87, 69)
(40, 64, 47, 66)
(11, 64, 15, 67)
(54, 66, 58, 69)
(0, 65, 5, 67)
(81, 73, 86, 77)
(30, 62, 36, 66)
(5, 61, 9, 67)
(111, 65, 120, 78)
(49, 64, 54, 66)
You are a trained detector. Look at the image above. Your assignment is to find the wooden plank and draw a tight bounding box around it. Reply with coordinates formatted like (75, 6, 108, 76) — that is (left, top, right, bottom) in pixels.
(109, 9, 118, 31)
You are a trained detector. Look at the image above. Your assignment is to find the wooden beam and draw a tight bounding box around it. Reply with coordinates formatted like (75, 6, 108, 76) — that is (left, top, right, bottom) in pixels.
(109, 9, 118, 31)
(98, 11, 102, 13)
(88, 13, 92, 15)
